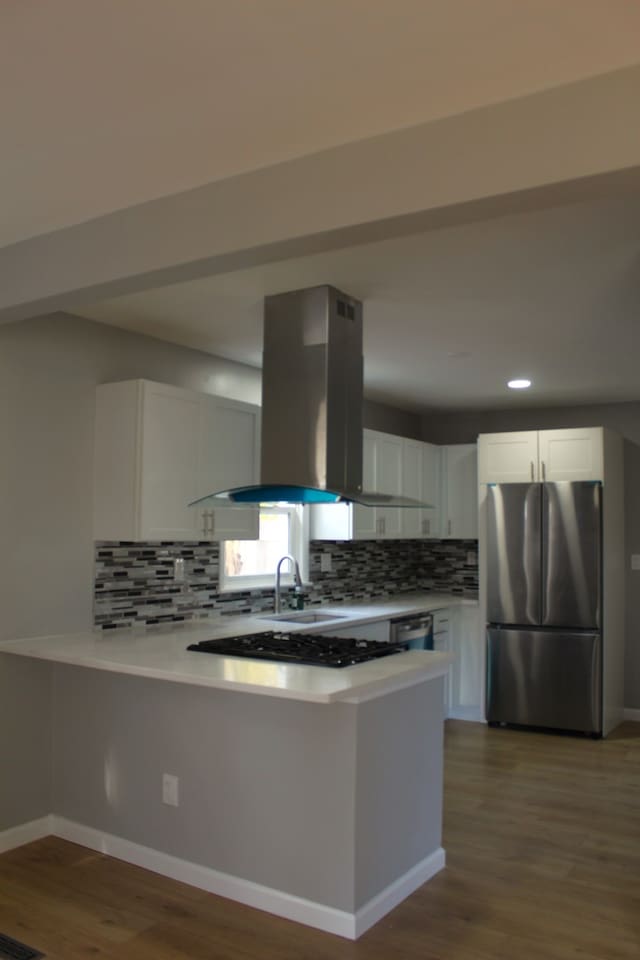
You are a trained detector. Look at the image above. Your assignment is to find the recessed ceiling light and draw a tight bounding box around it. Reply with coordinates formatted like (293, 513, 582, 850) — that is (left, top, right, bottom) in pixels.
(507, 379, 532, 390)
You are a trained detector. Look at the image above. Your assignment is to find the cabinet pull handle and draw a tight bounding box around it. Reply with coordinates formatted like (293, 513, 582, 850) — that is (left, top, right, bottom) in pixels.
(447, 519, 452, 536)
(202, 510, 215, 538)
(381, 517, 386, 536)
(541, 461, 546, 481)
(530, 460, 535, 481)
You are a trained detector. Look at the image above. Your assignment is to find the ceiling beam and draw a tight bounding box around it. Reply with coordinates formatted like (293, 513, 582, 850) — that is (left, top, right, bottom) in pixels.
(1, 64, 640, 324)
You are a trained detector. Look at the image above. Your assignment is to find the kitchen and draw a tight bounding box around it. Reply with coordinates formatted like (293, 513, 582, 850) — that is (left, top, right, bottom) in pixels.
(2, 4, 640, 958)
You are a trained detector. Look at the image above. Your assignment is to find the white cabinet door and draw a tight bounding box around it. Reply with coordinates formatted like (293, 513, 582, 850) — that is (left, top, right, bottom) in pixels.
(401, 439, 423, 539)
(138, 382, 201, 541)
(449, 605, 483, 722)
(442, 444, 478, 539)
(432, 608, 451, 717)
(375, 431, 403, 538)
(479, 428, 604, 483)
(538, 427, 604, 482)
(422, 442, 441, 538)
(352, 431, 378, 539)
(197, 396, 260, 540)
(94, 380, 260, 542)
(477, 431, 539, 483)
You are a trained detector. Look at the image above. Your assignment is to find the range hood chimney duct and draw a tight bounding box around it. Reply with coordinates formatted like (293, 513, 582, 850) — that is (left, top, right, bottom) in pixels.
(190, 284, 426, 507)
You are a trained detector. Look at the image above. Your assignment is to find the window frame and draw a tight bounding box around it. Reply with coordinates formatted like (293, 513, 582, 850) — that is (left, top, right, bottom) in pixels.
(218, 504, 309, 593)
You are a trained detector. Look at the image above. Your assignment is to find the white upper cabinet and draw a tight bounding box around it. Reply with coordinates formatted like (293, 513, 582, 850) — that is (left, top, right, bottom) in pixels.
(478, 427, 604, 484)
(441, 444, 478, 539)
(373, 431, 403, 538)
(311, 433, 471, 542)
(351, 430, 378, 539)
(401, 440, 442, 539)
(94, 380, 260, 542)
(196, 395, 260, 540)
(138, 382, 201, 540)
(316, 430, 403, 541)
(537, 428, 604, 482)
(401, 439, 423, 539)
(477, 430, 539, 483)
(422, 442, 442, 538)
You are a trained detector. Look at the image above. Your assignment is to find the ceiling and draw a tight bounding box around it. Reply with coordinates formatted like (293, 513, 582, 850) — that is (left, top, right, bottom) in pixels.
(3, 0, 640, 249)
(79, 190, 640, 413)
(5, 2, 640, 415)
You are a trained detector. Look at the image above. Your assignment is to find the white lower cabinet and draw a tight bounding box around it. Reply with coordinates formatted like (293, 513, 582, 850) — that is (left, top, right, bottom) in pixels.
(432, 608, 451, 716)
(94, 379, 260, 542)
(432, 605, 482, 721)
(449, 605, 483, 721)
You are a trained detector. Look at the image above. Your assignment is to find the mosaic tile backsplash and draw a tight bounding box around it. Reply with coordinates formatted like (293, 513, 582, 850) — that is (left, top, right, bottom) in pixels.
(94, 538, 478, 629)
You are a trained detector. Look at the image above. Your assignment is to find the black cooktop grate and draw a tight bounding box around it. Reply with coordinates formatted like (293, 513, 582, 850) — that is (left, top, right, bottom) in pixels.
(187, 631, 408, 667)
(0, 932, 45, 960)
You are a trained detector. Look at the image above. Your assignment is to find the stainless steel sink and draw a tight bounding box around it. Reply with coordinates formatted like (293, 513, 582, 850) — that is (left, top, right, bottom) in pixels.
(262, 612, 347, 625)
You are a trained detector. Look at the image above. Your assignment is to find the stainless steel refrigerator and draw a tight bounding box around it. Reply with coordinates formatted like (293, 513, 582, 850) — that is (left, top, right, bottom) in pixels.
(486, 481, 602, 735)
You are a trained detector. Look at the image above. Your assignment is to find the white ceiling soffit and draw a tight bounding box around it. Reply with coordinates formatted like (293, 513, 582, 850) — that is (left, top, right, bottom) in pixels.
(79, 192, 640, 413)
(2, 0, 640, 248)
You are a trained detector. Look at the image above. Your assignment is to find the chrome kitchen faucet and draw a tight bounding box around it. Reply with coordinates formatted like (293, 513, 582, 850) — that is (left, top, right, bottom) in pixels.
(274, 554, 303, 613)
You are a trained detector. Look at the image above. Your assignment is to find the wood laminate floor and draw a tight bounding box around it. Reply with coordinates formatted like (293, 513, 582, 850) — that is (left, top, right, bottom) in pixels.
(1, 721, 639, 959)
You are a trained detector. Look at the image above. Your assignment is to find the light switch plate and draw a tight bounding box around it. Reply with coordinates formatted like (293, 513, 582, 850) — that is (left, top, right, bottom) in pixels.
(162, 773, 179, 806)
(631, 555, 640, 571)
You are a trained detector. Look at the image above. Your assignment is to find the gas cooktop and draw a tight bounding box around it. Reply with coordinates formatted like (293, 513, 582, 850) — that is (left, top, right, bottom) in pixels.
(186, 631, 408, 668)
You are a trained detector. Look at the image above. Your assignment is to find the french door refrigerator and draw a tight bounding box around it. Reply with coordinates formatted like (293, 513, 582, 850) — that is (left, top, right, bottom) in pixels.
(486, 481, 602, 735)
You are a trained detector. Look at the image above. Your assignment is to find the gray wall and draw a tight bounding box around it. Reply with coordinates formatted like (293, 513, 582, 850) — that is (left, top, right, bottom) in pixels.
(0, 311, 418, 831)
(422, 403, 640, 709)
(51, 664, 443, 912)
(0, 656, 52, 831)
(52, 665, 358, 910)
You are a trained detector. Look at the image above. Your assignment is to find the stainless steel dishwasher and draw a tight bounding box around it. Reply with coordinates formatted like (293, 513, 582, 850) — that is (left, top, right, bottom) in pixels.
(390, 612, 434, 650)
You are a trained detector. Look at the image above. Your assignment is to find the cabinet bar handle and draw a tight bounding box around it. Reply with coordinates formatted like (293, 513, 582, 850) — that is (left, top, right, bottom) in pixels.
(541, 461, 546, 481)
(447, 519, 452, 536)
(530, 460, 535, 481)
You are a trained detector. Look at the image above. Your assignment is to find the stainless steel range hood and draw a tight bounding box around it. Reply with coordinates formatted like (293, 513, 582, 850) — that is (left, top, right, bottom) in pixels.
(190, 285, 425, 507)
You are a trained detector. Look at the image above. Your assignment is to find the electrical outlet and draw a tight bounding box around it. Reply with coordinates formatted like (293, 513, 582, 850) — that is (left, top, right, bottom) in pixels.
(173, 558, 185, 582)
(162, 773, 179, 806)
(466, 552, 477, 566)
(320, 554, 332, 573)
(631, 555, 640, 571)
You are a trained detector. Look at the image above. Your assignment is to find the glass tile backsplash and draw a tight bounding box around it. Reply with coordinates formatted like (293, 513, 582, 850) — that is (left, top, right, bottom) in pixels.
(94, 538, 478, 629)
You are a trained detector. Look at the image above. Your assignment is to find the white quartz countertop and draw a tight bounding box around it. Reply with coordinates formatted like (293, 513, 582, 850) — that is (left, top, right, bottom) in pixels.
(0, 592, 476, 703)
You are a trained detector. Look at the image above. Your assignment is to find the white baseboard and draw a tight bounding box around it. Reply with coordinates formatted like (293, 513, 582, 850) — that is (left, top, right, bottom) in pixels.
(0, 815, 53, 854)
(1, 814, 445, 939)
(354, 847, 445, 938)
(623, 708, 640, 723)
(51, 816, 356, 938)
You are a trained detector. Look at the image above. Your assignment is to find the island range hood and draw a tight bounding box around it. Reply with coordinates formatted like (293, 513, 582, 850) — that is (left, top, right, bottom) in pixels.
(190, 284, 425, 508)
